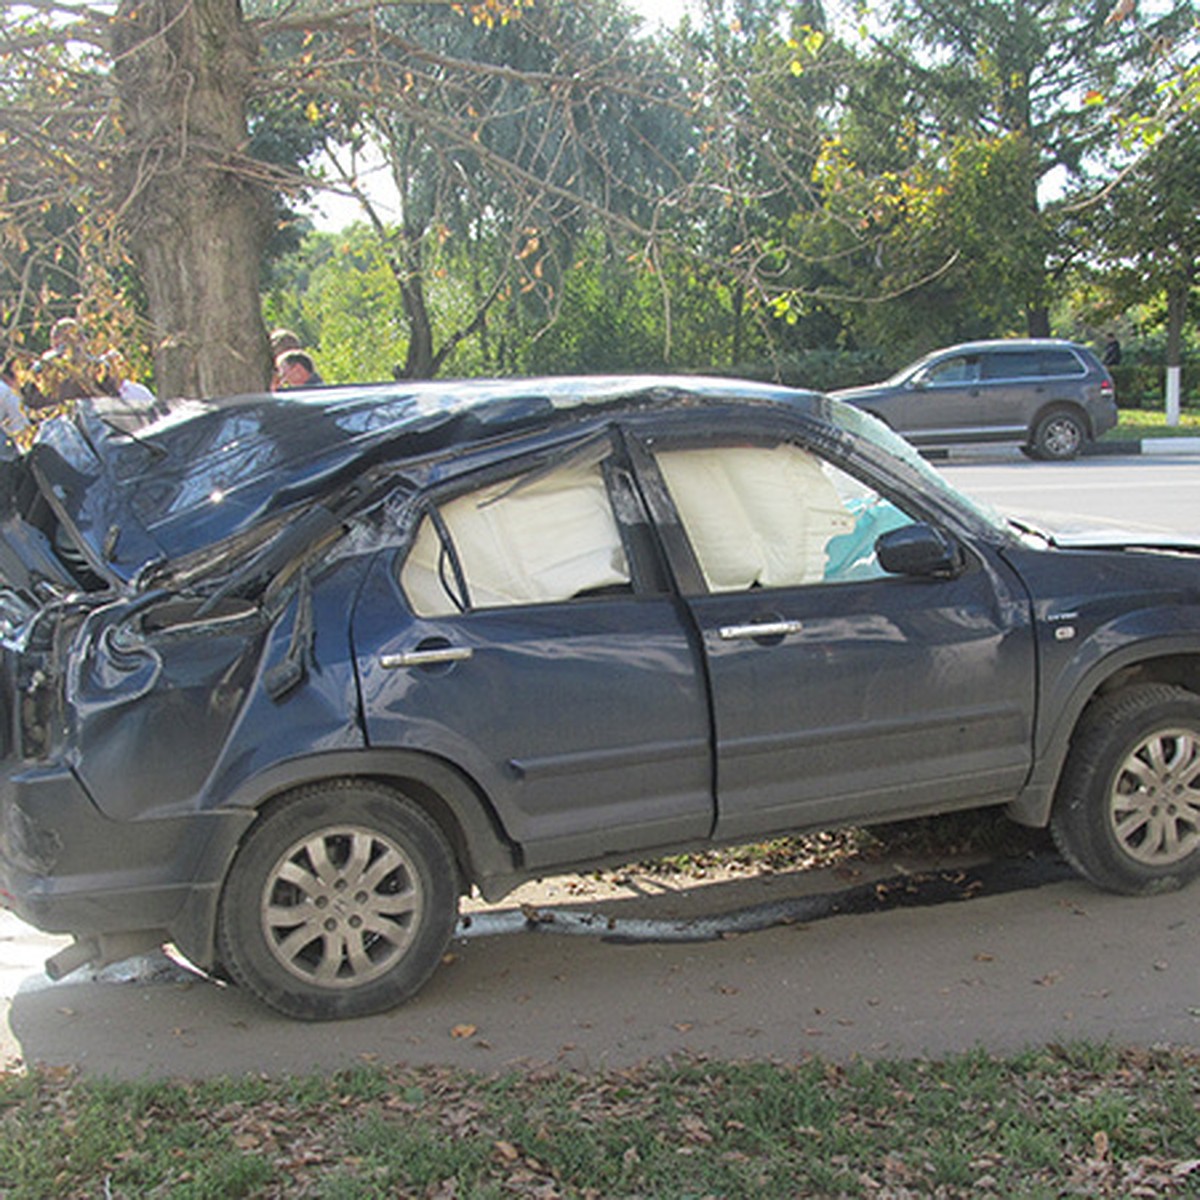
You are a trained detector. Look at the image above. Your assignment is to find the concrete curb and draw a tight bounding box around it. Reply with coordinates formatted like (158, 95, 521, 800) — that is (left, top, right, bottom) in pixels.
(925, 437, 1200, 463)
(1086, 437, 1200, 457)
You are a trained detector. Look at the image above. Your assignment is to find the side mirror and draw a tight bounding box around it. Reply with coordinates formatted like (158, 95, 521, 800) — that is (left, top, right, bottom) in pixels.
(876, 524, 965, 579)
(909, 370, 929, 390)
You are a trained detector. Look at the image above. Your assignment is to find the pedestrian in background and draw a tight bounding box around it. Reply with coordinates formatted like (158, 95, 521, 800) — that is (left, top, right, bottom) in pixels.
(275, 349, 324, 389)
(270, 329, 304, 390)
(0, 358, 30, 445)
(30, 317, 121, 407)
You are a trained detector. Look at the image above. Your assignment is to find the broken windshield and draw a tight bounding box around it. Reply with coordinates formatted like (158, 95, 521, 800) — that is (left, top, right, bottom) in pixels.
(829, 403, 1010, 537)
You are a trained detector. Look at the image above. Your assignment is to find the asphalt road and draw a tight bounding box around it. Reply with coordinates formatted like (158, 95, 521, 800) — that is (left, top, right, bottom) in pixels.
(3, 449, 1199, 1079)
(941, 448, 1200, 536)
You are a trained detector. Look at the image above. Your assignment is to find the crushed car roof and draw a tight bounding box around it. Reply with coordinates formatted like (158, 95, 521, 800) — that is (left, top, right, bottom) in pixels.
(20, 376, 824, 582)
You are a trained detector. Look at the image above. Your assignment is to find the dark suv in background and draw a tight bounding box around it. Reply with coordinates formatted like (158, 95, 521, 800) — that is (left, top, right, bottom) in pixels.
(831, 339, 1118, 460)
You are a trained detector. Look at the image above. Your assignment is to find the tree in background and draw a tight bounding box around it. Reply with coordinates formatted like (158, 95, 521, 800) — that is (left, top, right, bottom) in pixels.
(0, 0, 533, 399)
(299, 0, 691, 379)
(1089, 110, 1199, 418)
(0, 12, 148, 378)
(109, 1, 283, 399)
(273, 0, 856, 380)
(812, 0, 1196, 348)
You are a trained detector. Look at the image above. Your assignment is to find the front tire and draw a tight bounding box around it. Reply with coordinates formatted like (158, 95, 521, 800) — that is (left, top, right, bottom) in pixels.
(1029, 408, 1086, 460)
(1051, 684, 1200, 895)
(218, 780, 459, 1020)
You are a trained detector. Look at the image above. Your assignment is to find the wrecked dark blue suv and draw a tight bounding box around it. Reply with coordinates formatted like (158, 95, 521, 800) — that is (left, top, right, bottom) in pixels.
(2, 377, 1199, 1020)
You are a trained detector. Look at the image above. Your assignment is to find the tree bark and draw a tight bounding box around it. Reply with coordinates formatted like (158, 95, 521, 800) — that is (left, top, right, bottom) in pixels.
(1026, 305, 1051, 338)
(111, 0, 272, 400)
(397, 228, 436, 380)
(1165, 271, 1191, 371)
(1164, 270, 1192, 425)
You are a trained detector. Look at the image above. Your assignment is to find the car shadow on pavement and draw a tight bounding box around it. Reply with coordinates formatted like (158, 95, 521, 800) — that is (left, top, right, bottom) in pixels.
(458, 852, 1076, 944)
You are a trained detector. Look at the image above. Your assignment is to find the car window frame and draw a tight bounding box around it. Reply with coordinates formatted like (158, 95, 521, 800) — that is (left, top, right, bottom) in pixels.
(923, 354, 982, 388)
(395, 429, 667, 616)
(978, 348, 1088, 384)
(828, 403, 1014, 542)
(622, 422, 941, 598)
(1038, 348, 1088, 378)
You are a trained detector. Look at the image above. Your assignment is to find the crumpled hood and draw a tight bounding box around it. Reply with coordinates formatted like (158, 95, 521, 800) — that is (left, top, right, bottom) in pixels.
(1011, 509, 1200, 553)
(14, 386, 555, 585)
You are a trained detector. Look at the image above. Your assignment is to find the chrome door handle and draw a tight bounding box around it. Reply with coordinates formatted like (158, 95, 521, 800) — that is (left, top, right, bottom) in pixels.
(381, 646, 474, 668)
(718, 620, 804, 641)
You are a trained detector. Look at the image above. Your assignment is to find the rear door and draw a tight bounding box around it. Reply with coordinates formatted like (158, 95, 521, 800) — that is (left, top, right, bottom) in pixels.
(352, 436, 713, 870)
(978, 349, 1047, 435)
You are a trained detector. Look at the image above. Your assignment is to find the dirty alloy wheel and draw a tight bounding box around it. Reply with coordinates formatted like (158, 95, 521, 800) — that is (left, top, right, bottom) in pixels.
(1051, 684, 1200, 895)
(218, 781, 459, 1020)
(1029, 408, 1086, 460)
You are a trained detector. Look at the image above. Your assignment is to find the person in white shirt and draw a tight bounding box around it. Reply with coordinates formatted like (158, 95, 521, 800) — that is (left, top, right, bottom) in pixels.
(0, 359, 30, 444)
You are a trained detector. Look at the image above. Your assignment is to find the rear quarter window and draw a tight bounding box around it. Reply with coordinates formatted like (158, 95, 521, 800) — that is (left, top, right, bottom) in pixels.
(979, 349, 1087, 381)
(1039, 350, 1086, 377)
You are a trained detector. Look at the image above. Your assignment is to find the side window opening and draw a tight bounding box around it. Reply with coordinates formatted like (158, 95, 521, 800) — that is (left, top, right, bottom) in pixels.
(820, 464, 913, 581)
(654, 443, 913, 591)
(982, 351, 1041, 380)
(400, 458, 632, 617)
(926, 355, 980, 385)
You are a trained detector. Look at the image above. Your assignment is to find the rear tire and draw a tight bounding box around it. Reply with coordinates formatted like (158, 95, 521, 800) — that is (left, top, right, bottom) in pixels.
(1029, 408, 1086, 460)
(1051, 684, 1200, 895)
(218, 780, 459, 1020)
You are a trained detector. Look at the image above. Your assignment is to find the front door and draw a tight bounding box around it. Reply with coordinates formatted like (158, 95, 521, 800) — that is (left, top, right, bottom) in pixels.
(898, 351, 984, 437)
(637, 435, 1036, 840)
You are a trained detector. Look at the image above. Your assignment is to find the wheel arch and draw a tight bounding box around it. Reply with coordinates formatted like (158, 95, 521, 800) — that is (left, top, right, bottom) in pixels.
(1028, 399, 1093, 442)
(172, 748, 521, 970)
(1050, 680, 1200, 894)
(1008, 650, 1200, 829)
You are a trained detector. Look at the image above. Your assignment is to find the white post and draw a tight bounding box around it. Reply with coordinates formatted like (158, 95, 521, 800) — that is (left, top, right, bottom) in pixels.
(1166, 365, 1182, 427)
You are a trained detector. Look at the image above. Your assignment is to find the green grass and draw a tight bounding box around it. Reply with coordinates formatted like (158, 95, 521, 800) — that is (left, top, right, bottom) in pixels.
(2, 1046, 1198, 1198)
(1106, 407, 1200, 440)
